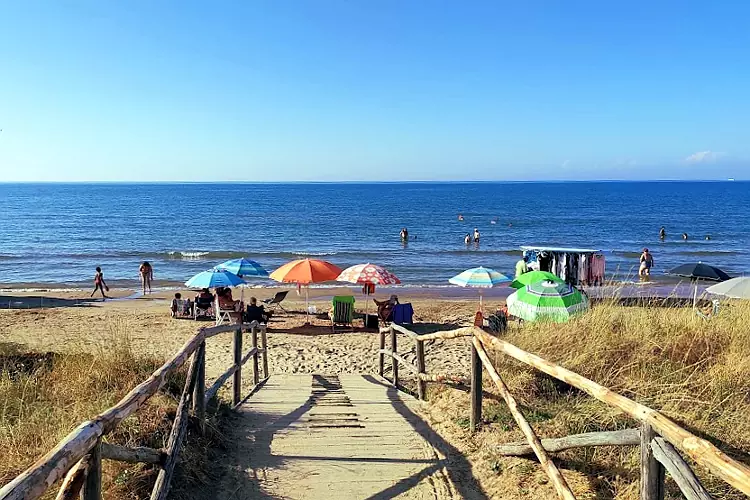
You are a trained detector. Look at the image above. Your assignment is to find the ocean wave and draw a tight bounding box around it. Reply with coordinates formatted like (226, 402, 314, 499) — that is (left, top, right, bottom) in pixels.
(676, 250, 741, 256)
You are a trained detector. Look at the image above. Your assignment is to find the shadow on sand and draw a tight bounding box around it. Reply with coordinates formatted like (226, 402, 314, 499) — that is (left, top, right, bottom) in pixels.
(0, 295, 101, 309)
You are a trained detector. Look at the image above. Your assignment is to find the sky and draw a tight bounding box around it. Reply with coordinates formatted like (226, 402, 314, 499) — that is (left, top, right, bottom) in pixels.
(1, 1, 749, 182)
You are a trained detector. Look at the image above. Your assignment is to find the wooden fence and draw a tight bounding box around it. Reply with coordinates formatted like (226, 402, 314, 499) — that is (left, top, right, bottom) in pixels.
(0, 322, 269, 500)
(382, 323, 750, 500)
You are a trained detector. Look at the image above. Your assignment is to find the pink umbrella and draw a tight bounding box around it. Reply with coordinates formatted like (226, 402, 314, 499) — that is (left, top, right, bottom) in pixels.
(337, 263, 401, 324)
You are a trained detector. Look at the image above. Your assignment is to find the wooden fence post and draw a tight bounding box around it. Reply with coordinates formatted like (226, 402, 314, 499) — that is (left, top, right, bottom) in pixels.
(390, 325, 398, 388)
(415, 339, 426, 400)
(470, 341, 482, 431)
(260, 326, 269, 378)
(641, 422, 665, 500)
(378, 328, 386, 377)
(233, 327, 242, 406)
(82, 439, 101, 500)
(192, 341, 206, 435)
(251, 326, 259, 385)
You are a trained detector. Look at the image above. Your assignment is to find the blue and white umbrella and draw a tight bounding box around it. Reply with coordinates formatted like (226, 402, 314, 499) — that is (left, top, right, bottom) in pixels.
(185, 269, 247, 289)
(215, 258, 268, 278)
(449, 266, 511, 309)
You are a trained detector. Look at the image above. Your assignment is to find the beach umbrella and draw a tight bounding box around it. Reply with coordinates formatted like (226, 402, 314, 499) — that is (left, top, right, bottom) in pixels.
(185, 269, 247, 289)
(668, 262, 731, 307)
(449, 266, 511, 309)
(507, 280, 589, 323)
(270, 258, 343, 323)
(706, 277, 750, 299)
(337, 263, 401, 322)
(215, 258, 268, 278)
(509, 270, 564, 289)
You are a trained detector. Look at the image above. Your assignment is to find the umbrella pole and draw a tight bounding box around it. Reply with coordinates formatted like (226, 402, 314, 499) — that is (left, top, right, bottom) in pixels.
(693, 283, 698, 309)
(305, 286, 310, 324)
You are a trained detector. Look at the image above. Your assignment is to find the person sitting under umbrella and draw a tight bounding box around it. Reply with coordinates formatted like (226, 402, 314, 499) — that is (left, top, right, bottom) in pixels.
(245, 297, 270, 325)
(217, 287, 244, 322)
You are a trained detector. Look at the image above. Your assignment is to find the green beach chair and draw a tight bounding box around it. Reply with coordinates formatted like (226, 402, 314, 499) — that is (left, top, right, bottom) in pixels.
(330, 295, 355, 331)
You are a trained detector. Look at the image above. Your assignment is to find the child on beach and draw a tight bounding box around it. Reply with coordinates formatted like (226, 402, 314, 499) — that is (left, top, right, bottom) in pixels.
(91, 267, 109, 299)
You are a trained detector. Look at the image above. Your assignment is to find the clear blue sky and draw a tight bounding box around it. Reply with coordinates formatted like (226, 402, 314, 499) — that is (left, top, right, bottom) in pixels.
(1, 1, 748, 181)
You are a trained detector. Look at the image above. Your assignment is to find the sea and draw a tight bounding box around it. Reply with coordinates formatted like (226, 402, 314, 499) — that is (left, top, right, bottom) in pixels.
(0, 181, 748, 290)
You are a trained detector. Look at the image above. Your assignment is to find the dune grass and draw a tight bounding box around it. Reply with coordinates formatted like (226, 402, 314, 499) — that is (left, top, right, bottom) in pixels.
(0, 319, 227, 500)
(423, 300, 750, 499)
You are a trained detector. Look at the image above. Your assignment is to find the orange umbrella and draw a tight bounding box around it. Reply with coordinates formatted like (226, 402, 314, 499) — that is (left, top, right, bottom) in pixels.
(270, 259, 343, 322)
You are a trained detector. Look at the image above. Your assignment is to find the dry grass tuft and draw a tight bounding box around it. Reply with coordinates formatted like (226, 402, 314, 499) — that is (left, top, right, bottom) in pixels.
(417, 300, 750, 499)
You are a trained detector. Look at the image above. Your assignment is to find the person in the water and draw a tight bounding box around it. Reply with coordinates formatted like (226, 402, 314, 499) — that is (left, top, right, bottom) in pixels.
(682, 232, 689, 240)
(659, 226, 666, 240)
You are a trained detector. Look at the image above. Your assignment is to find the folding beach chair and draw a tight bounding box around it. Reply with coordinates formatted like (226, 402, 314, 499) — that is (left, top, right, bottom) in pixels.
(263, 291, 289, 312)
(330, 295, 355, 332)
(696, 299, 721, 320)
(193, 297, 214, 321)
(215, 297, 236, 326)
(171, 299, 192, 318)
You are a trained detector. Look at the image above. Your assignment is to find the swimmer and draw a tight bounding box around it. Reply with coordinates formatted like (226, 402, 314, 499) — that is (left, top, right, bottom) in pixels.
(639, 248, 653, 277)
(399, 227, 409, 241)
(473, 228, 480, 242)
(458, 214, 464, 221)
(682, 232, 688, 241)
(490, 217, 498, 225)
(705, 234, 711, 240)
(659, 226, 666, 240)
(464, 233, 471, 245)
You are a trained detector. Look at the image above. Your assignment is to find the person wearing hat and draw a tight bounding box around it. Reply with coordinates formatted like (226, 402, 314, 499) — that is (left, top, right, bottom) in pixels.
(639, 248, 654, 277)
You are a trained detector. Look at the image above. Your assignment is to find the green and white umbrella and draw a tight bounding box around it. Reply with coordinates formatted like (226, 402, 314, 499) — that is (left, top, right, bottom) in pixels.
(507, 280, 589, 323)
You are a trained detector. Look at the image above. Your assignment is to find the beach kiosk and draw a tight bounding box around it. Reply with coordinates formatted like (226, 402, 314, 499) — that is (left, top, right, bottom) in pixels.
(520, 246, 606, 286)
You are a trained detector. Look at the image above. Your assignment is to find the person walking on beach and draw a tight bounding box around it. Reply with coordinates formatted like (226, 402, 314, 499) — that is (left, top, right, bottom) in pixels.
(91, 266, 109, 299)
(139, 261, 153, 294)
(639, 248, 654, 277)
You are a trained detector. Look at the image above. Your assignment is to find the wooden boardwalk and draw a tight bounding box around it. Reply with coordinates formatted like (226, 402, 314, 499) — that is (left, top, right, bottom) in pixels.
(214, 374, 457, 500)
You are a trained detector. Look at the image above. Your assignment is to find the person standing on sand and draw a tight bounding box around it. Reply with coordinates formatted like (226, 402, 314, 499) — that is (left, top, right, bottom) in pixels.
(639, 248, 653, 277)
(91, 266, 109, 299)
(139, 261, 153, 294)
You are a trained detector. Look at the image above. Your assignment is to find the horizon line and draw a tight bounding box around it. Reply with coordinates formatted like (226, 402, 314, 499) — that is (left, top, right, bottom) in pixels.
(0, 179, 744, 185)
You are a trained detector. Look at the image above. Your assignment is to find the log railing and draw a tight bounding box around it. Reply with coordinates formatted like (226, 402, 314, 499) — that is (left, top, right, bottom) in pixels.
(382, 323, 750, 500)
(378, 324, 470, 400)
(0, 322, 269, 500)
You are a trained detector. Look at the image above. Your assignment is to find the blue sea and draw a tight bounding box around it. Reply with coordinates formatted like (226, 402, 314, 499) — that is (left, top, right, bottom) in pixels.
(0, 182, 748, 289)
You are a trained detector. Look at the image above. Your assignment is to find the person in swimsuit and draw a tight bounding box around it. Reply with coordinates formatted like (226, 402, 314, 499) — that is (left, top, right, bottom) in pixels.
(659, 227, 666, 240)
(682, 232, 689, 241)
(139, 261, 153, 294)
(639, 248, 653, 277)
(91, 266, 109, 299)
(473, 228, 480, 242)
(464, 233, 471, 245)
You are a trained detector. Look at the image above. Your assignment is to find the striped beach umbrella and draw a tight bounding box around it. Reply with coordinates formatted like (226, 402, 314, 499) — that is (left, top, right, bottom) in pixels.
(215, 258, 269, 277)
(509, 270, 563, 289)
(507, 280, 588, 323)
(449, 266, 511, 309)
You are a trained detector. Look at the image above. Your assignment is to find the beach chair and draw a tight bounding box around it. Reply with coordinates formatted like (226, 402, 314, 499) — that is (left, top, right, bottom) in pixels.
(215, 297, 236, 326)
(193, 297, 214, 321)
(171, 299, 192, 318)
(392, 303, 414, 325)
(696, 299, 721, 320)
(263, 291, 289, 312)
(330, 295, 355, 331)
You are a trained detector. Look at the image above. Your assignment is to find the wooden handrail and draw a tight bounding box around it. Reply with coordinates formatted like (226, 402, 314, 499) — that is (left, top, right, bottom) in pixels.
(473, 327, 750, 496)
(472, 337, 576, 499)
(0, 322, 266, 500)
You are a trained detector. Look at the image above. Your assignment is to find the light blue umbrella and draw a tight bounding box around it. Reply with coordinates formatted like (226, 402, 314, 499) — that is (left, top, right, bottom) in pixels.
(215, 258, 269, 277)
(185, 269, 247, 289)
(449, 266, 511, 308)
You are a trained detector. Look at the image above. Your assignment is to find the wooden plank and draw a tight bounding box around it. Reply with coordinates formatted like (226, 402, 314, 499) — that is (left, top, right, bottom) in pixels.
(474, 327, 750, 496)
(54, 460, 86, 500)
(416, 372, 469, 384)
(192, 341, 206, 435)
(472, 337, 575, 500)
(415, 328, 472, 342)
(641, 423, 665, 500)
(100, 443, 164, 465)
(390, 327, 398, 388)
(470, 342, 482, 431)
(391, 323, 418, 339)
(150, 349, 200, 500)
(376, 350, 419, 375)
(233, 327, 242, 405)
(415, 340, 426, 400)
(652, 437, 712, 500)
(378, 329, 385, 377)
(251, 326, 259, 385)
(82, 439, 101, 500)
(260, 327, 269, 379)
(495, 428, 640, 456)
